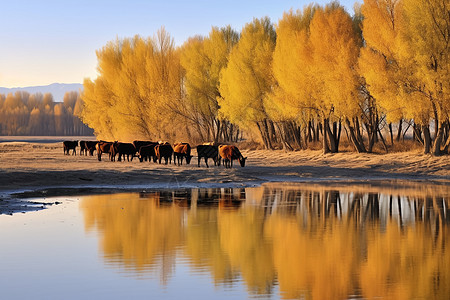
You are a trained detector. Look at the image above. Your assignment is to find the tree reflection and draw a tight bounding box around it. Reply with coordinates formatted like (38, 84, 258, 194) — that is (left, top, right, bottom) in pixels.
(80, 184, 450, 299)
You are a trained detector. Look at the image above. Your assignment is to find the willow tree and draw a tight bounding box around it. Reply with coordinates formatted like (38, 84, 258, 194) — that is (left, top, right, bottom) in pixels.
(272, 3, 361, 153)
(401, 0, 450, 154)
(270, 5, 318, 150)
(81, 28, 184, 141)
(360, 0, 449, 154)
(180, 26, 239, 142)
(218, 17, 277, 149)
(359, 0, 409, 148)
(310, 4, 362, 153)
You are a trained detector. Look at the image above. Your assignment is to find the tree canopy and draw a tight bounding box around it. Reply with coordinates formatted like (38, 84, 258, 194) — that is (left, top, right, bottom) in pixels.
(80, 0, 450, 154)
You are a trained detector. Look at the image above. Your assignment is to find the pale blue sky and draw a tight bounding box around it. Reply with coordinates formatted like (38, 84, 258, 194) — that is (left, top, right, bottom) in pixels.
(0, 0, 358, 88)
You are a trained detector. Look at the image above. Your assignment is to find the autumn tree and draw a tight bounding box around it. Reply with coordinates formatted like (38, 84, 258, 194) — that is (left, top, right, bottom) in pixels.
(360, 0, 449, 155)
(0, 91, 91, 136)
(272, 3, 362, 153)
(218, 17, 277, 149)
(270, 5, 318, 150)
(401, 0, 450, 154)
(81, 28, 185, 141)
(180, 26, 240, 143)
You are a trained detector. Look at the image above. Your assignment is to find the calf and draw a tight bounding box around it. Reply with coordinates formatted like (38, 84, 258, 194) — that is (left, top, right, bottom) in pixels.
(96, 141, 113, 161)
(63, 140, 78, 155)
(196, 145, 220, 168)
(173, 143, 193, 165)
(155, 143, 173, 164)
(138, 143, 157, 162)
(218, 145, 247, 168)
(111, 142, 136, 162)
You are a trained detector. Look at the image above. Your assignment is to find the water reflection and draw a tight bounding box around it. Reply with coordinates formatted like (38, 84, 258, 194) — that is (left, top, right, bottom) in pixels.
(80, 184, 450, 299)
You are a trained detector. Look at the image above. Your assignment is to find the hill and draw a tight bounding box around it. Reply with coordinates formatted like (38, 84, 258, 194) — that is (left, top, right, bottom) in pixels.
(0, 83, 83, 102)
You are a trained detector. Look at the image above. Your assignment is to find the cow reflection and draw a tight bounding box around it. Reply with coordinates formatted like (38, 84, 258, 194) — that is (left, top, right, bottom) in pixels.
(139, 188, 245, 210)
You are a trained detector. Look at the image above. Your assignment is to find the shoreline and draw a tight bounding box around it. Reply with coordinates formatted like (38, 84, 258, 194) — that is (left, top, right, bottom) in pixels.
(1, 141, 449, 214)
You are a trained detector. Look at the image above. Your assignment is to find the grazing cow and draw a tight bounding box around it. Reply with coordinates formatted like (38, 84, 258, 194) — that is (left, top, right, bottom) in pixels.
(173, 143, 193, 166)
(111, 142, 137, 162)
(96, 141, 113, 161)
(196, 145, 220, 168)
(218, 145, 247, 168)
(138, 143, 157, 162)
(79, 141, 88, 155)
(85, 141, 99, 156)
(63, 140, 78, 155)
(155, 143, 173, 164)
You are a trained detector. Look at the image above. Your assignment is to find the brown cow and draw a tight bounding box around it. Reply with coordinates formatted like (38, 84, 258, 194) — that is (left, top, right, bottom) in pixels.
(63, 140, 78, 155)
(218, 145, 247, 168)
(96, 141, 113, 161)
(173, 143, 193, 165)
(155, 143, 173, 164)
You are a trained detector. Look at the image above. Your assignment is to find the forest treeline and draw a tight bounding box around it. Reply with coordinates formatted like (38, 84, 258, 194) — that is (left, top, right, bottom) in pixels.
(81, 0, 449, 155)
(0, 91, 93, 136)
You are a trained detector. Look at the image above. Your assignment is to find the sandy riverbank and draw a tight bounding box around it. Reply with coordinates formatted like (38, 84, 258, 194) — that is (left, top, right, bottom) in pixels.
(0, 141, 449, 214)
(0, 141, 449, 198)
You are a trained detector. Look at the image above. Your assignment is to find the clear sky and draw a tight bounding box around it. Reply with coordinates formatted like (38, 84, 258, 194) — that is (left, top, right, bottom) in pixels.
(0, 0, 358, 88)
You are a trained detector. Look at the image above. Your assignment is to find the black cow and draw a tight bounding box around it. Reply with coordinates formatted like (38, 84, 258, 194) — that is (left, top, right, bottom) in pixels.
(111, 142, 136, 162)
(155, 143, 173, 164)
(196, 145, 220, 168)
(63, 140, 78, 155)
(138, 143, 157, 162)
(79, 141, 88, 155)
(85, 141, 99, 156)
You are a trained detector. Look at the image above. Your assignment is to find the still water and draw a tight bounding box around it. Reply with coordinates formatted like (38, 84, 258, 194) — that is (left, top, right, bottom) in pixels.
(0, 183, 449, 299)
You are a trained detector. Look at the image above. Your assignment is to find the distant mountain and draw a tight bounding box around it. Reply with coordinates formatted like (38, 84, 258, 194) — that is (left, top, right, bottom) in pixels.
(0, 83, 83, 102)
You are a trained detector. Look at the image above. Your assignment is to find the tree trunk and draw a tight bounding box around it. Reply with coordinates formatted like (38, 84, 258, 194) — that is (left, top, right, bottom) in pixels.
(388, 123, 394, 145)
(322, 118, 331, 154)
(413, 123, 424, 145)
(378, 127, 389, 153)
(423, 125, 432, 154)
(396, 119, 402, 142)
(443, 132, 450, 154)
(315, 121, 321, 142)
(307, 120, 313, 142)
(345, 118, 366, 153)
(323, 118, 339, 153)
(432, 122, 445, 156)
(256, 121, 269, 149)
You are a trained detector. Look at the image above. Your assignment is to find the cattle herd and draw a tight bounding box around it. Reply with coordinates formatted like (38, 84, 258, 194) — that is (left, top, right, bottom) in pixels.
(62, 140, 247, 168)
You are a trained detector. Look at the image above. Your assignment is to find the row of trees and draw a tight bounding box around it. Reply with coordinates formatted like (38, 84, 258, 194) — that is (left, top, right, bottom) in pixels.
(81, 0, 449, 155)
(0, 91, 93, 136)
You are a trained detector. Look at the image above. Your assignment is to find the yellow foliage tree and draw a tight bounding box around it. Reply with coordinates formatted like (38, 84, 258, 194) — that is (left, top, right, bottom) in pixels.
(269, 6, 318, 150)
(360, 0, 450, 154)
(218, 17, 277, 149)
(309, 4, 362, 153)
(81, 28, 184, 141)
(272, 3, 361, 153)
(180, 26, 239, 142)
(400, 0, 450, 154)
